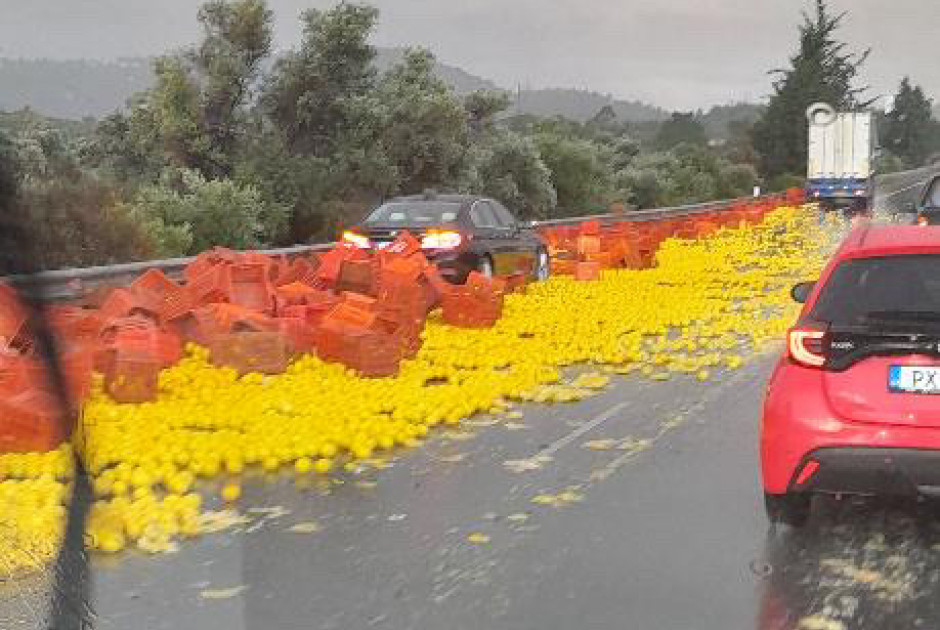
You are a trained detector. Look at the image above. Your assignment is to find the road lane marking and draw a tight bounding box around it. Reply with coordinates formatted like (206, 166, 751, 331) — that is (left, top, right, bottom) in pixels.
(536, 401, 632, 459)
(589, 367, 755, 482)
(881, 179, 930, 200)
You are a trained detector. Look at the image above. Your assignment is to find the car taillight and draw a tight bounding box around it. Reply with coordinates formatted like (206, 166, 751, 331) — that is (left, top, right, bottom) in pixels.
(420, 230, 463, 250)
(788, 328, 828, 368)
(918, 214, 929, 227)
(342, 230, 371, 248)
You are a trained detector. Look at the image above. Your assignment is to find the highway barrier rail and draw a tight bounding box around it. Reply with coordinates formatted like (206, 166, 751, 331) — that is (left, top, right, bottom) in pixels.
(4, 190, 803, 303)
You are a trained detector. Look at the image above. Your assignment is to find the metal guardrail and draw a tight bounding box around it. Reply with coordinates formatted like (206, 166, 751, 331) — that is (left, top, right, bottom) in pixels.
(530, 194, 771, 227)
(7, 194, 782, 301)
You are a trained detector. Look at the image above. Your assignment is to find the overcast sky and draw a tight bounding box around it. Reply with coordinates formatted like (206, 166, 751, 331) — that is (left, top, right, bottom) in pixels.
(0, 0, 935, 110)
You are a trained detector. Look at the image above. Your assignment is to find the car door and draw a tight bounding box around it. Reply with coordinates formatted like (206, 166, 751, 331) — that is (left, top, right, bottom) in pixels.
(490, 201, 533, 274)
(468, 200, 514, 275)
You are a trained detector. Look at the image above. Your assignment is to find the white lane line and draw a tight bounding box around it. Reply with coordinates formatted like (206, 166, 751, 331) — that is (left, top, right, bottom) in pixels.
(536, 400, 632, 459)
(589, 367, 756, 482)
(882, 179, 929, 200)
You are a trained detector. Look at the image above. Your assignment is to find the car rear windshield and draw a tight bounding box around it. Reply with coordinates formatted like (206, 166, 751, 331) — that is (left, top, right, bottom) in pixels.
(811, 255, 940, 327)
(363, 202, 462, 225)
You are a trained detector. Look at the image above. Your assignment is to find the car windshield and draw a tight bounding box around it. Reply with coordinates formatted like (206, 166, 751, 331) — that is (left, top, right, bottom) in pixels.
(811, 255, 940, 326)
(363, 202, 462, 225)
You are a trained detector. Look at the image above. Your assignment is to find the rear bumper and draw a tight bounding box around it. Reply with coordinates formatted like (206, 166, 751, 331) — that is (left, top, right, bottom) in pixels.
(761, 358, 940, 495)
(790, 447, 940, 496)
(807, 178, 870, 203)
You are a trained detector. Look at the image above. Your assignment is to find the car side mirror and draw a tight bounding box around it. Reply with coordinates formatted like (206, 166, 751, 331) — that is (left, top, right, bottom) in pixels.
(791, 281, 816, 304)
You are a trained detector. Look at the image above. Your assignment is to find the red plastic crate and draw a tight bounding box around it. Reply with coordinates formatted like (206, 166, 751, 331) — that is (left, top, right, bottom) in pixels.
(184, 248, 237, 283)
(575, 262, 601, 281)
(104, 350, 161, 404)
(580, 220, 601, 236)
(337, 259, 376, 296)
(314, 326, 402, 377)
(209, 331, 290, 375)
(100, 287, 158, 322)
(277, 316, 317, 355)
(98, 316, 182, 369)
(0, 390, 67, 454)
(187, 263, 233, 307)
(230, 262, 275, 313)
(130, 268, 180, 314)
(159, 284, 193, 324)
(441, 290, 503, 328)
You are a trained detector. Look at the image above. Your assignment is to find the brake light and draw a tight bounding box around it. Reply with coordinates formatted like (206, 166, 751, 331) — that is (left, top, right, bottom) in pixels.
(421, 230, 463, 250)
(788, 328, 828, 368)
(918, 215, 929, 227)
(342, 230, 371, 248)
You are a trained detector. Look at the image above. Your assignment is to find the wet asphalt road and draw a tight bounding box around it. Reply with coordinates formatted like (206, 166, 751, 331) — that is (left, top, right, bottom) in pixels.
(7, 175, 940, 629)
(61, 352, 940, 630)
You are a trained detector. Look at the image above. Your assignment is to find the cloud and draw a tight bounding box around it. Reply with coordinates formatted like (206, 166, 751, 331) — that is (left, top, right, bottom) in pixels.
(0, 0, 935, 110)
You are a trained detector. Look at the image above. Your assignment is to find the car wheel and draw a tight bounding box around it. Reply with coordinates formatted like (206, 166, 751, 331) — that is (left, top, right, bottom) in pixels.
(764, 492, 811, 528)
(533, 248, 550, 282)
(478, 256, 494, 278)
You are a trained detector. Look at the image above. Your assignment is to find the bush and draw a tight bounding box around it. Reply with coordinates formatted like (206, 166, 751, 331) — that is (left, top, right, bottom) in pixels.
(16, 174, 158, 269)
(129, 169, 283, 255)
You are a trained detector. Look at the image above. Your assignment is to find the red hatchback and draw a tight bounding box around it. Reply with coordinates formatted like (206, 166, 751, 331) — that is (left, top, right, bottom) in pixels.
(761, 225, 940, 526)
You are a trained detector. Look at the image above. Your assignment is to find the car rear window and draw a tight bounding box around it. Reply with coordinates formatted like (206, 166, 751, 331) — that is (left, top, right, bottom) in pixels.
(811, 255, 940, 326)
(924, 178, 940, 208)
(363, 202, 462, 225)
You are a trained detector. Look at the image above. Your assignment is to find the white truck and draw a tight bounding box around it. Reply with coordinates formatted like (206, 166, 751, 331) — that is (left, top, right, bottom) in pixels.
(805, 103, 876, 214)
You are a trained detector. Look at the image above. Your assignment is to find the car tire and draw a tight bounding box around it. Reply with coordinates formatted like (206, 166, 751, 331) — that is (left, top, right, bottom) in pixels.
(478, 256, 494, 278)
(533, 248, 550, 282)
(764, 492, 811, 528)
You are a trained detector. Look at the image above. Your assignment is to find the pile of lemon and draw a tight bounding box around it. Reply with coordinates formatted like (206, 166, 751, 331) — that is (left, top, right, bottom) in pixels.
(0, 205, 840, 572)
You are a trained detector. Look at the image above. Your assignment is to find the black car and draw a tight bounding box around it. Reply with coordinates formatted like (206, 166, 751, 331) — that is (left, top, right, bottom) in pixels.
(344, 193, 549, 284)
(913, 174, 940, 225)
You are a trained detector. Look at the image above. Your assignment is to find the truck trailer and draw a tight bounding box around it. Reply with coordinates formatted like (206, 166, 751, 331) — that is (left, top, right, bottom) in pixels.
(805, 103, 875, 214)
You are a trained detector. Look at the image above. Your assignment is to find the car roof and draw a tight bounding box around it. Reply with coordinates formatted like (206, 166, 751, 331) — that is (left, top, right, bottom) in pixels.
(837, 224, 940, 260)
(385, 193, 483, 206)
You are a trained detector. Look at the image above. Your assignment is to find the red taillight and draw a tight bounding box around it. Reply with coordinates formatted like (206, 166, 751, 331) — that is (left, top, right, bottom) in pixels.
(788, 328, 828, 368)
(918, 215, 929, 227)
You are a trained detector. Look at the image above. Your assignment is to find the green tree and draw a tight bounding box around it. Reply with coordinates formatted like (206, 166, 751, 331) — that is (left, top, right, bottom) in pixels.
(751, 0, 870, 178)
(882, 77, 940, 168)
(90, 0, 272, 180)
(534, 132, 611, 215)
(462, 131, 556, 219)
(263, 3, 379, 156)
(371, 48, 469, 194)
(464, 90, 511, 136)
(654, 112, 707, 150)
(195, 0, 273, 167)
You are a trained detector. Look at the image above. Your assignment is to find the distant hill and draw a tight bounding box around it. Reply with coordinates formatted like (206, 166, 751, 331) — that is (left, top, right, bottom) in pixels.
(697, 103, 763, 139)
(0, 57, 153, 120)
(509, 88, 669, 123)
(0, 54, 671, 126)
(373, 48, 497, 94)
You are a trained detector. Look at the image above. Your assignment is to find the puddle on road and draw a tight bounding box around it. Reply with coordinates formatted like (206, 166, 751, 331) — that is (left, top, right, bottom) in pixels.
(760, 498, 940, 630)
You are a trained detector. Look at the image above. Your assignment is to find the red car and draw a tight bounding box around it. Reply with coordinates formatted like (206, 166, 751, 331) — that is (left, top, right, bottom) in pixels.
(761, 225, 940, 526)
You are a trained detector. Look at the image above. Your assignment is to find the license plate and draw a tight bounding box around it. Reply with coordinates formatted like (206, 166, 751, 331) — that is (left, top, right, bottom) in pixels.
(375, 241, 392, 249)
(889, 365, 940, 394)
